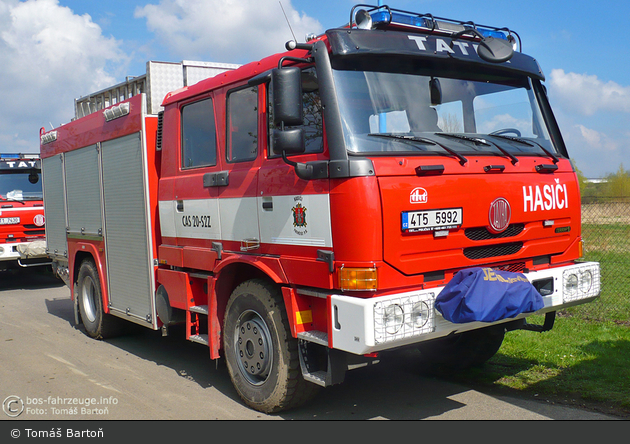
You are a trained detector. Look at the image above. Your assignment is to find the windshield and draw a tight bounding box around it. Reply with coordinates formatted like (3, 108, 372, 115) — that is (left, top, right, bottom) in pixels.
(0, 171, 43, 201)
(333, 69, 559, 160)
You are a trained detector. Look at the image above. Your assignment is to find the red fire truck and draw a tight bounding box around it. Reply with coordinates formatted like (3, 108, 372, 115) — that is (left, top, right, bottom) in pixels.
(40, 6, 600, 413)
(0, 153, 48, 270)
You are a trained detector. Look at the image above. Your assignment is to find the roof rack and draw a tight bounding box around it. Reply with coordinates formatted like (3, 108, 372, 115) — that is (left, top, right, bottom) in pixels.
(0, 153, 40, 159)
(349, 4, 521, 51)
(74, 60, 240, 120)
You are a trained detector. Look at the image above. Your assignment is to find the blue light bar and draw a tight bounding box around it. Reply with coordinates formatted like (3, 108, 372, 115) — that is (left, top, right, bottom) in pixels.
(0, 153, 22, 159)
(370, 11, 432, 29)
(369, 9, 510, 41)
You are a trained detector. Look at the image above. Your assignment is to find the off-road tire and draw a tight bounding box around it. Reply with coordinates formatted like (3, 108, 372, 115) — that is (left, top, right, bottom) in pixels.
(76, 259, 125, 339)
(223, 279, 320, 413)
(417, 324, 505, 373)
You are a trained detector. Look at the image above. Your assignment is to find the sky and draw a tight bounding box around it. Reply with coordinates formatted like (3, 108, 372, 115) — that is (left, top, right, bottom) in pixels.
(0, 0, 628, 178)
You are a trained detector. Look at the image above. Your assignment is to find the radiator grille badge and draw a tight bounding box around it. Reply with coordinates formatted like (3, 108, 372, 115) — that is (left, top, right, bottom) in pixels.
(489, 197, 511, 233)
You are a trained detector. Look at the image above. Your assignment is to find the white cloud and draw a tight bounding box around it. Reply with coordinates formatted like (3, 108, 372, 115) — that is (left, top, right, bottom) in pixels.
(0, 0, 128, 152)
(135, 0, 323, 63)
(549, 69, 630, 116)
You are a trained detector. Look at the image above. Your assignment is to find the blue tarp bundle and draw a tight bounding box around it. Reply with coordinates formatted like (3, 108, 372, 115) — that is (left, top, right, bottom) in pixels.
(435, 267, 544, 323)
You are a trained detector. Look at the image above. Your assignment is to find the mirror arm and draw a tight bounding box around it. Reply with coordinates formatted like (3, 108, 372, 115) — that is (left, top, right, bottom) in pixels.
(278, 56, 313, 70)
(281, 150, 298, 167)
(281, 151, 314, 180)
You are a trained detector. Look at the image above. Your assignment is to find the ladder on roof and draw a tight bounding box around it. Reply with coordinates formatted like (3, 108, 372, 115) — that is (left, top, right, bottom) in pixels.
(73, 60, 241, 120)
(74, 75, 147, 120)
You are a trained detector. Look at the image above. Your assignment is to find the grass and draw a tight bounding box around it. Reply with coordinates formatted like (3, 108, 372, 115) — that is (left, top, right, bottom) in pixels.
(441, 223, 630, 418)
(443, 315, 630, 417)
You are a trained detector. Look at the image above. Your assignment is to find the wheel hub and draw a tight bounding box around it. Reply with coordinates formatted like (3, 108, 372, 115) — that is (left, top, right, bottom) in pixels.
(235, 311, 272, 385)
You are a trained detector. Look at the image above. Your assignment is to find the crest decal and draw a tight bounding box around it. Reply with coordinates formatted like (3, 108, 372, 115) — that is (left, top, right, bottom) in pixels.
(292, 202, 307, 228)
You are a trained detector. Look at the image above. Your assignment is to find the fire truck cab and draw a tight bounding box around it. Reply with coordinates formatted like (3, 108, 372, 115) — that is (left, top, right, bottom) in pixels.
(40, 5, 600, 413)
(0, 153, 48, 270)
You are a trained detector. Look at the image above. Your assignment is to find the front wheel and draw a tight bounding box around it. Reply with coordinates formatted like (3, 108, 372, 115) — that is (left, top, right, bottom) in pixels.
(223, 279, 320, 413)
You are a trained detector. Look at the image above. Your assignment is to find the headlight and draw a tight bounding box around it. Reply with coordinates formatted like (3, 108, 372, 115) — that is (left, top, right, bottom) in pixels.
(411, 301, 430, 328)
(383, 304, 404, 334)
(562, 264, 600, 303)
(564, 273, 578, 296)
(374, 293, 435, 344)
(580, 270, 593, 293)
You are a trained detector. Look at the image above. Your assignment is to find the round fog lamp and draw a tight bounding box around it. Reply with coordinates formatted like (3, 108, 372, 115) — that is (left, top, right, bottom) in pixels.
(580, 270, 593, 293)
(565, 273, 578, 295)
(383, 304, 404, 335)
(411, 301, 430, 328)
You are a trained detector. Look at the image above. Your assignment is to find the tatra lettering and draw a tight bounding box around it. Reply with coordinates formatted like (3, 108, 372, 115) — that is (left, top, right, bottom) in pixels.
(407, 35, 427, 50)
(407, 35, 483, 59)
(436, 39, 455, 54)
(452, 41, 470, 55)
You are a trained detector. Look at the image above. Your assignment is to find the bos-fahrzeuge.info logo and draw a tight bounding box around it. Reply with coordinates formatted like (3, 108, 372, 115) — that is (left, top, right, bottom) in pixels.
(3, 395, 117, 417)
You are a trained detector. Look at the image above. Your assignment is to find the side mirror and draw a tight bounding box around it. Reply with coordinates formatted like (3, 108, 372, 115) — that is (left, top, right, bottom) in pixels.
(272, 128, 305, 156)
(272, 67, 303, 127)
(430, 78, 442, 106)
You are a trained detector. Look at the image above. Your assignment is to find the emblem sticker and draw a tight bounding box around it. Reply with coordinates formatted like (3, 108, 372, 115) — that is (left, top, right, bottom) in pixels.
(292, 197, 308, 236)
(410, 187, 428, 204)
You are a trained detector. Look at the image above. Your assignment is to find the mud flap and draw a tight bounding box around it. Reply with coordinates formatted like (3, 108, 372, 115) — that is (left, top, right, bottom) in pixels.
(435, 267, 544, 323)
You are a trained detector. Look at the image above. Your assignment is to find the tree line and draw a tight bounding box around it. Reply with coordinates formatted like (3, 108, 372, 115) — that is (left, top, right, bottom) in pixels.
(576, 163, 630, 201)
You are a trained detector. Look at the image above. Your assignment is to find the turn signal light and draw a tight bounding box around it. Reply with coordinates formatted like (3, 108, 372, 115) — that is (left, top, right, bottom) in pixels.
(339, 267, 377, 291)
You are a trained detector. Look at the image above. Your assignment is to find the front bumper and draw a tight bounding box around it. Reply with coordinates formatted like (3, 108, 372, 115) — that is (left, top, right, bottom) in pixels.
(0, 240, 49, 264)
(329, 261, 600, 355)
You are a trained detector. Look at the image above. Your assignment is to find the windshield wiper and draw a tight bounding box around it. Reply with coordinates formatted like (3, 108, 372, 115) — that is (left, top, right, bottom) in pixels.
(488, 134, 559, 164)
(368, 133, 468, 165)
(437, 133, 519, 165)
(0, 196, 26, 205)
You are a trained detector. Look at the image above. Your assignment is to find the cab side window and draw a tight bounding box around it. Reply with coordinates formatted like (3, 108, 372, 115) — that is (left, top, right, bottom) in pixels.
(181, 98, 216, 169)
(227, 87, 258, 162)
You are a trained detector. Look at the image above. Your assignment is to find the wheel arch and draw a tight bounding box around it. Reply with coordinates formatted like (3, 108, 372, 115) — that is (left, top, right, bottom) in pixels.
(214, 261, 283, 325)
(212, 259, 286, 356)
(71, 245, 109, 313)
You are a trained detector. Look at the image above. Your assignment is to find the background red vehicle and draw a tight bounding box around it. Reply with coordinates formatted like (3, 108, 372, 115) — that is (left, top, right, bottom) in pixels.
(0, 153, 48, 270)
(40, 5, 600, 413)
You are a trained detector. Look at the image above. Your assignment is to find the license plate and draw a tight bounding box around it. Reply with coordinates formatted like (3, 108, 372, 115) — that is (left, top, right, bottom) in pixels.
(402, 208, 462, 232)
(0, 217, 20, 225)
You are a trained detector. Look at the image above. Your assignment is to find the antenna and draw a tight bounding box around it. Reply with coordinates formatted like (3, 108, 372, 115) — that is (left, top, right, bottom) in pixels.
(279, 1, 297, 42)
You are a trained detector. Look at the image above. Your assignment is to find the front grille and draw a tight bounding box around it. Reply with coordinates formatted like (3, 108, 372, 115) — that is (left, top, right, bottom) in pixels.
(493, 262, 526, 273)
(464, 242, 523, 260)
(465, 224, 524, 241)
(25, 230, 46, 235)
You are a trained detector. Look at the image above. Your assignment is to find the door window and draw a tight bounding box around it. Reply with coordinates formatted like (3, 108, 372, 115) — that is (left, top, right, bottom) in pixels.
(227, 87, 258, 162)
(181, 98, 217, 169)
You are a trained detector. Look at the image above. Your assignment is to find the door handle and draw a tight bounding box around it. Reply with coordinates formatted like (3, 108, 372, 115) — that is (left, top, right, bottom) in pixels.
(203, 171, 230, 187)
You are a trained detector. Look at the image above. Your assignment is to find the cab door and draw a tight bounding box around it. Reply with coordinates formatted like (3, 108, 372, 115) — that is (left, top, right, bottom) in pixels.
(159, 94, 222, 271)
(218, 85, 261, 252)
(256, 69, 334, 288)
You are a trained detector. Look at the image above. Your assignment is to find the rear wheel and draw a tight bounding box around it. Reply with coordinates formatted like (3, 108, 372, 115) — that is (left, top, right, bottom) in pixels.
(223, 279, 320, 413)
(76, 259, 125, 339)
(417, 325, 505, 372)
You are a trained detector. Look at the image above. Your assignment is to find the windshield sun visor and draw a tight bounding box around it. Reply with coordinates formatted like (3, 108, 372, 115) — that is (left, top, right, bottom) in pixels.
(326, 29, 544, 81)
